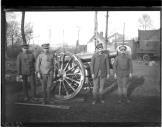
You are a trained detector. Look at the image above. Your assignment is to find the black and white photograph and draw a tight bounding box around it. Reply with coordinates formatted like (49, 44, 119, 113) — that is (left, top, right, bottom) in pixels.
(2, 10, 161, 126)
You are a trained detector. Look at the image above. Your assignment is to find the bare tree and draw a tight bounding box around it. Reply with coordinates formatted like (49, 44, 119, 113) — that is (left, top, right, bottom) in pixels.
(25, 23, 33, 44)
(6, 21, 33, 47)
(138, 14, 153, 30)
(6, 11, 33, 52)
(6, 12, 16, 21)
(6, 21, 19, 47)
(21, 11, 27, 44)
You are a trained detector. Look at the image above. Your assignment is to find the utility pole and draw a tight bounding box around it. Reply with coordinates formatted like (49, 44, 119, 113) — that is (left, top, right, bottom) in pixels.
(94, 11, 98, 51)
(105, 11, 109, 50)
(48, 27, 52, 43)
(62, 29, 65, 52)
(62, 29, 64, 48)
(123, 23, 125, 45)
(77, 26, 80, 44)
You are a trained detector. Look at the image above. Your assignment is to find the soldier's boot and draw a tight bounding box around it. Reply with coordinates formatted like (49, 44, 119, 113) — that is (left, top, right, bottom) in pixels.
(118, 95, 124, 104)
(92, 94, 98, 105)
(124, 95, 131, 103)
(22, 76, 30, 102)
(23, 90, 30, 102)
(99, 94, 104, 104)
(123, 88, 130, 103)
(42, 90, 49, 104)
(30, 74, 38, 102)
(23, 97, 30, 102)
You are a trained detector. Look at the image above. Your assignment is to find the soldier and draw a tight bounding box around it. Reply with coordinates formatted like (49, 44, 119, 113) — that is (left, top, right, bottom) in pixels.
(113, 45, 133, 103)
(36, 43, 55, 104)
(91, 43, 110, 104)
(16, 44, 36, 101)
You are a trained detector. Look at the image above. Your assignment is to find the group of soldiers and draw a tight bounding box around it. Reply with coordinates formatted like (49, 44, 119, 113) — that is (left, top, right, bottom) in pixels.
(17, 43, 54, 104)
(16, 42, 133, 105)
(91, 43, 133, 104)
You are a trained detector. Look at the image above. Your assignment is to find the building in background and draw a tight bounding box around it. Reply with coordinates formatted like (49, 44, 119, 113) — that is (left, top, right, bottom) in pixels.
(76, 40, 87, 53)
(87, 32, 116, 53)
(86, 32, 131, 53)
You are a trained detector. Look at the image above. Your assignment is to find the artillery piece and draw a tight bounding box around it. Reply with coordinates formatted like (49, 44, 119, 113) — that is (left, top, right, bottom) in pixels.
(49, 50, 117, 100)
(37, 44, 131, 101)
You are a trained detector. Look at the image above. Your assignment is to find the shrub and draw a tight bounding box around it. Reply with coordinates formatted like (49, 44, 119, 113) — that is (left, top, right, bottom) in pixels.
(7, 45, 22, 59)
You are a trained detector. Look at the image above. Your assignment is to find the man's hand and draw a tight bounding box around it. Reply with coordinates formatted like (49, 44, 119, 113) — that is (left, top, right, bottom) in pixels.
(37, 72, 41, 79)
(129, 73, 132, 78)
(16, 75, 22, 82)
(114, 73, 117, 79)
(107, 74, 110, 79)
(92, 74, 95, 79)
(19, 75, 22, 78)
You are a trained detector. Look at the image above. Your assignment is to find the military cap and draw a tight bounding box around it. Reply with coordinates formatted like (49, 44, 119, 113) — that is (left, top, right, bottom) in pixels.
(96, 43, 103, 49)
(21, 44, 29, 49)
(42, 43, 50, 49)
(119, 45, 127, 51)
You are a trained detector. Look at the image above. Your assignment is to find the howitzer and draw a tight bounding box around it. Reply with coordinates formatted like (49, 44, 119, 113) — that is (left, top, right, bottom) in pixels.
(37, 45, 131, 101)
(49, 50, 117, 100)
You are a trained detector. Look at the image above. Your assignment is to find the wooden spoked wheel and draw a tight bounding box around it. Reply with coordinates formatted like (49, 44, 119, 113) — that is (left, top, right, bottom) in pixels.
(143, 54, 150, 62)
(52, 52, 85, 100)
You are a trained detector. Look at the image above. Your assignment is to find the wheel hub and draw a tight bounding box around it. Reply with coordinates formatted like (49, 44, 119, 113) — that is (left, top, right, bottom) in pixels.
(59, 69, 66, 80)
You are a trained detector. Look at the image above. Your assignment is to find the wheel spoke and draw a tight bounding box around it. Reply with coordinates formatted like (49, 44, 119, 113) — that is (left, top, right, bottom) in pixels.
(65, 76, 80, 85)
(64, 58, 73, 71)
(55, 66, 59, 70)
(58, 80, 62, 96)
(66, 73, 81, 76)
(66, 65, 78, 73)
(62, 81, 69, 95)
(64, 79, 76, 91)
(61, 54, 65, 70)
(54, 58, 59, 69)
(54, 79, 60, 82)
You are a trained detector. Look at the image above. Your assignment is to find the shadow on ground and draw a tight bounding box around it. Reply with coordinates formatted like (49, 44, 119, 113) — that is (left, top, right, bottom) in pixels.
(102, 75, 145, 97)
(127, 76, 145, 97)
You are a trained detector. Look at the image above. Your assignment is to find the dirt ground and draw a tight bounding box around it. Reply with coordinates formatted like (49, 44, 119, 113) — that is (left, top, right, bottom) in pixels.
(2, 60, 161, 126)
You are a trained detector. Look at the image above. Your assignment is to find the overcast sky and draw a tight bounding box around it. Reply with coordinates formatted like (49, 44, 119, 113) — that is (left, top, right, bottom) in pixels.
(6, 11, 160, 48)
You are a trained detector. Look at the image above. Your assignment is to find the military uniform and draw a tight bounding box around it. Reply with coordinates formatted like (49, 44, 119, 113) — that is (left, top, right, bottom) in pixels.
(113, 45, 133, 102)
(16, 44, 36, 100)
(36, 44, 55, 103)
(91, 43, 110, 104)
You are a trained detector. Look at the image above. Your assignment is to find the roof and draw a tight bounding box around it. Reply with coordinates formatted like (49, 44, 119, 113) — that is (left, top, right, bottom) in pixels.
(87, 32, 124, 44)
(87, 32, 105, 44)
(138, 29, 160, 41)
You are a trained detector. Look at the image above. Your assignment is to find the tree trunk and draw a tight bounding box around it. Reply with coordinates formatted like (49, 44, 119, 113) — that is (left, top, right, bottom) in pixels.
(123, 23, 125, 44)
(4, 12, 7, 51)
(3, 11, 9, 59)
(21, 11, 27, 44)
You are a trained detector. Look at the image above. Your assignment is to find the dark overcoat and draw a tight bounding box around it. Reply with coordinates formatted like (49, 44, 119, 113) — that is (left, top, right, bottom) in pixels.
(17, 52, 35, 75)
(91, 52, 110, 79)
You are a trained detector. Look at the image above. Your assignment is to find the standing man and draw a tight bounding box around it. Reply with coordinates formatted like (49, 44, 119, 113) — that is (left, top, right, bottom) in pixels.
(113, 45, 133, 103)
(36, 43, 55, 104)
(16, 44, 36, 101)
(91, 43, 110, 104)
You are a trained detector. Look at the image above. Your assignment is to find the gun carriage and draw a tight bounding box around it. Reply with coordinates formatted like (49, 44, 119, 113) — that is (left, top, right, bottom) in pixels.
(49, 50, 117, 100)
